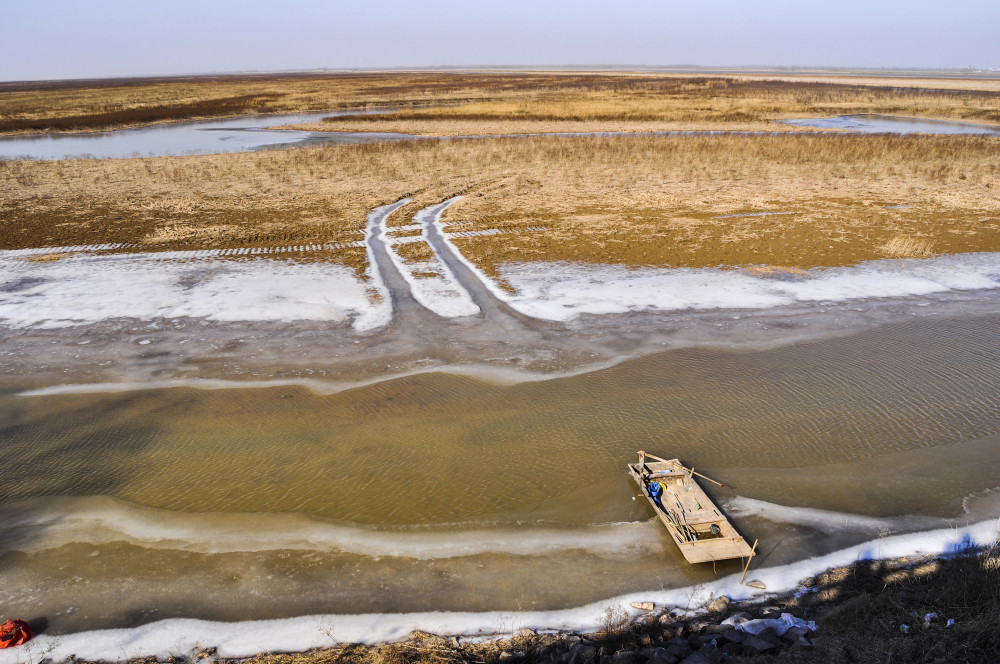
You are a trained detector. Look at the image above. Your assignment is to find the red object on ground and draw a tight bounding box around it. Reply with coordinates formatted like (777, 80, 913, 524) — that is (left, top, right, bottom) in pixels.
(0, 619, 33, 648)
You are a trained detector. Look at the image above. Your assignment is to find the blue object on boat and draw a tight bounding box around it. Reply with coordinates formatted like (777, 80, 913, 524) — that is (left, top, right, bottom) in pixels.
(648, 480, 664, 509)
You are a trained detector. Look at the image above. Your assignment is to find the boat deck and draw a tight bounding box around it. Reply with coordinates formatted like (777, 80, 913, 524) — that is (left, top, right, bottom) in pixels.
(628, 453, 755, 564)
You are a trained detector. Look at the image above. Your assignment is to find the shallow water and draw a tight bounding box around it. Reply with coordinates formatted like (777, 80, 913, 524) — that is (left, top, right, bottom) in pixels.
(780, 114, 1000, 135)
(2, 198, 1000, 638)
(6, 109, 999, 162)
(0, 109, 418, 160)
(2, 314, 999, 632)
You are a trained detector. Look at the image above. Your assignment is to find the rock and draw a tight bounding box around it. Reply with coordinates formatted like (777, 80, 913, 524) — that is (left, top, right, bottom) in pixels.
(757, 627, 782, 647)
(446, 636, 460, 647)
(564, 635, 582, 644)
(516, 628, 536, 637)
(745, 580, 766, 589)
(565, 644, 597, 664)
(783, 626, 812, 647)
(728, 611, 752, 621)
(636, 613, 658, 628)
(719, 629, 745, 644)
(740, 635, 777, 654)
(499, 652, 515, 662)
(705, 596, 730, 614)
(719, 641, 741, 657)
(701, 623, 730, 635)
(647, 647, 679, 664)
(665, 640, 692, 659)
(679, 651, 711, 664)
(686, 620, 719, 635)
(658, 621, 685, 639)
(759, 606, 782, 620)
(611, 652, 644, 664)
(631, 602, 655, 611)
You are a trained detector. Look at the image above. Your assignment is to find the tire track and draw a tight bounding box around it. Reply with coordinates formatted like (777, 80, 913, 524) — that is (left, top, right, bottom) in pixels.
(421, 197, 543, 331)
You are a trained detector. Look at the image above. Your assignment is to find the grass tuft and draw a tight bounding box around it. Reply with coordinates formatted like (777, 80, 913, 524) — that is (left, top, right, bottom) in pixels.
(880, 235, 936, 258)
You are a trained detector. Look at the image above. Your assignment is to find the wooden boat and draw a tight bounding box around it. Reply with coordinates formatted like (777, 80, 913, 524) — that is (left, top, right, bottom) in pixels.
(628, 451, 755, 564)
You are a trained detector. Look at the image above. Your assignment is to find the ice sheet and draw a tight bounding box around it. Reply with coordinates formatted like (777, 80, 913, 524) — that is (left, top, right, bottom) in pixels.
(3, 519, 996, 662)
(3, 249, 998, 330)
(489, 253, 1000, 320)
(0, 252, 390, 331)
(0, 496, 661, 559)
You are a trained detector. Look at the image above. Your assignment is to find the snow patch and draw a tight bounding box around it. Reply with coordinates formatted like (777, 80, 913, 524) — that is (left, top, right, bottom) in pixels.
(3, 518, 997, 662)
(488, 253, 1000, 320)
(0, 252, 391, 331)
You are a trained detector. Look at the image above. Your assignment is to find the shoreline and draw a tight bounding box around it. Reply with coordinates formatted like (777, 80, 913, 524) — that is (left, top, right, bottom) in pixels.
(3, 518, 996, 663)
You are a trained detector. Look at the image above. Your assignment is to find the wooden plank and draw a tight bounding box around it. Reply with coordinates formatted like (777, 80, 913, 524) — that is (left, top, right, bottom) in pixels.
(629, 451, 754, 564)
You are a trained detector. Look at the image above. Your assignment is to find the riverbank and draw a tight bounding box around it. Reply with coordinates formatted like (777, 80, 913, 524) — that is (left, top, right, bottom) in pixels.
(6, 525, 997, 664)
(236, 543, 999, 664)
(259, 541, 999, 664)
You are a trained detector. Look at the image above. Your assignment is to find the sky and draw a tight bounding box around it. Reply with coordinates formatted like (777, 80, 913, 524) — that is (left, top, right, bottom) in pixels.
(2, 0, 998, 81)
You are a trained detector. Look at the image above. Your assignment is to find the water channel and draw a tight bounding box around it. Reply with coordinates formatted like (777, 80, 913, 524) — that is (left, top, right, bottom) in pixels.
(3, 112, 999, 161)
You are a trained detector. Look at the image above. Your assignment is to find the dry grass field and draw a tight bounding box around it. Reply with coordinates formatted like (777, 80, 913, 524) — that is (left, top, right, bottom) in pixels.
(301, 76, 1000, 136)
(3, 71, 998, 281)
(3, 132, 998, 279)
(3, 71, 1000, 134)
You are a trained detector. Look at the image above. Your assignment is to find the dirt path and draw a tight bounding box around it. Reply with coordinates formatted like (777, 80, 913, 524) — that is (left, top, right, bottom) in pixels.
(364, 199, 453, 331)
(421, 197, 542, 333)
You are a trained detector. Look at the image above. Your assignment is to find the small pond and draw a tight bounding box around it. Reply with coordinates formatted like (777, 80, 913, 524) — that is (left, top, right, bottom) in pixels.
(781, 114, 1000, 135)
(4, 112, 999, 161)
(0, 109, 418, 160)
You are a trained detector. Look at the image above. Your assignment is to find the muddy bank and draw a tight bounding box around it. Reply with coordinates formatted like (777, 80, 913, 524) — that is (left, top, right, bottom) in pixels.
(5, 532, 998, 663)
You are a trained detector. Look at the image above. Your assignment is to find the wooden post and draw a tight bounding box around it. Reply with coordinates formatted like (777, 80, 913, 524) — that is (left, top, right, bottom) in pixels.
(740, 539, 759, 585)
(638, 451, 646, 480)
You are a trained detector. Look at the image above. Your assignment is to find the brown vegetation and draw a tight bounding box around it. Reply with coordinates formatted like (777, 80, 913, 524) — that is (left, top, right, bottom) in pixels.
(443, 133, 1000, 276)
(3, 133, 998, 277)
(3, 72, 999, 134)
(299, 75, 1000, 136)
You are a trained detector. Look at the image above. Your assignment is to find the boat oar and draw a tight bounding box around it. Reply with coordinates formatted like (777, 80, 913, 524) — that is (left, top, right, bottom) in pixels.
(740, 539, 759, 584)
(682, 466, 725, 487)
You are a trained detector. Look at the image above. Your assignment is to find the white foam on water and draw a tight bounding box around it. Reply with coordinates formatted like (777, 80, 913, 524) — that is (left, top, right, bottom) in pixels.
(4, 518, 997, 663)
(0, 251, 390, 331)
(0, 497, 661, 559)
(487, 253, 1000, 321)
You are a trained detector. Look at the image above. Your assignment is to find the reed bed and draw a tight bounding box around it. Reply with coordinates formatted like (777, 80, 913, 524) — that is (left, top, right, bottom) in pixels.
(2, 133, 997, 275)
(3, 72, 999, 134)
(314, 77, 1000, 135)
